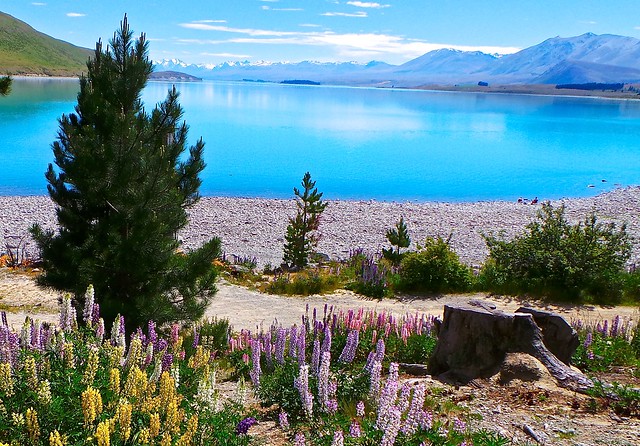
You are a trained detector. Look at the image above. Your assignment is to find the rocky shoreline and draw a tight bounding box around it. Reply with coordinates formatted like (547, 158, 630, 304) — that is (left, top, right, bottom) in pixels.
(2, 187, 639, 268)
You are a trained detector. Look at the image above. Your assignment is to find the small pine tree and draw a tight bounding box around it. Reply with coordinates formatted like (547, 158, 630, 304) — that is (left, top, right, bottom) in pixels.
(283, 172, 327, 269)
(0, 76, 11, 96)
(30, 17, 220, 331)
(382, 216, 411, 265)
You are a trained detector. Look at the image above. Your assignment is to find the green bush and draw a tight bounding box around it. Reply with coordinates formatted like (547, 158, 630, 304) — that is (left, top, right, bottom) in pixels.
(398, 236, 474, 293)
(481, 203, 631, 303)
(262, 270, 342, 295)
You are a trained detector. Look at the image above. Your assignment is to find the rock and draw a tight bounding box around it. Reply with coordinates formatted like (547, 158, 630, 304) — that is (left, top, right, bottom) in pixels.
(516, 307, 579, 365)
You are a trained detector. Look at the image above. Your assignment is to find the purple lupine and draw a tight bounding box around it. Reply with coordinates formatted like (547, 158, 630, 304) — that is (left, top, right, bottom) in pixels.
(374, 338, 386, 363)
(161, 352, 174, 372)
(388, 362, 399, 382)
(376, 379, 399, 431)
(91, 303, 100, 326)
(611, 315, 620, 337)
(331, 430, 344, 446)
(297, 324, 306, 366)
(326, 399, 338, 414)
(380, 406, 401, 446)
(338, 329, 359, 364)
(1, 311, 7, 327)
(583, 332, 593, 348)
(263, 332, 273, 370)
(356, 400, 365, 417)
(289, 325, 298, 359)
(602, 320, 609, 337)
(294, 364, 313, 419)
(170, 323, 180, 346)
(318, 351, 331, 411)
(278, 411, 289, 430)
(311, 338, 321, 375)
(235, 417, 258, 435)
(147, 321, 158, 349)
(402, 382, 426, 435)
(95, 318, 105, 344)
(320, 326, 332, 356)
(275, 327, 286, 364)
(453, 417, 467, 434)
(294, 432, 306, 446)
(369, 360, 382, 401)
(397, 381, 412, 415)
(192, 326, 200, 349)
(349, 421, 362, 438)
(249, 338, 262, 388)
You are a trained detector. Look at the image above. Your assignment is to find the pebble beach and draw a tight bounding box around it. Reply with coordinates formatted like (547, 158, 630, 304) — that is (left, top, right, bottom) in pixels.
(2, 187, 640, 269)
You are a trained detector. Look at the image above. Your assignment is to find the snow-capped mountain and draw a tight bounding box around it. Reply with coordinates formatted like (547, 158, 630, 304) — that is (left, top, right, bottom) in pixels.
(152, 33, 640, 86)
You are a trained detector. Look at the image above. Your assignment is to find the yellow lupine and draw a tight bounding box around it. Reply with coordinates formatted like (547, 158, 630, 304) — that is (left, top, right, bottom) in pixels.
(187, 345, 210, 370)
(106, 345, 125, 369)
(160, 432, 172, 446)
(63, 342, 75, 369)
(117, 401, 132, 442)
(0, 362, 14, 396)
(49, 429, 66, 446)
(165, 399, 183, 435)
(81, 387, 103, 426)
(137, 427, 150, 445)
(124, 336, 143, 370)
(24, 355, 38, 389)
(95, 419, 111, 446)
(26, 407, 40, 443)
(37, 380, 53, 406)
(176, 414, 198, 446)
(123, 366, 147, 401)
(82, 348, 99, 385)
(158, 371, 177, 409)
(149, 412, 161, 438)
(109, 368, 121, 395)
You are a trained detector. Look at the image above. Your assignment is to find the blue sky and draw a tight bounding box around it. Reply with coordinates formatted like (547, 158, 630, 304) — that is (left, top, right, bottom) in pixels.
(3, 0, 640, 65)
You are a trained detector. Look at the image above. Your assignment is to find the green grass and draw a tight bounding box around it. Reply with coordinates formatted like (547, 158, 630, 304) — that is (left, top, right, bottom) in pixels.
(0, 12, 91, 76)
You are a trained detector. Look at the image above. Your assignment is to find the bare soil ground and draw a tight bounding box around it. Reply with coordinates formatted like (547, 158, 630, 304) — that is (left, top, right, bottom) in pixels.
(1, 268, 639, 445)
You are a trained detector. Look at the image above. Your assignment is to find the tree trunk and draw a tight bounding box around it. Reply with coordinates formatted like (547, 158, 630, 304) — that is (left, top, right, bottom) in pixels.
(427, 301, 593, 392)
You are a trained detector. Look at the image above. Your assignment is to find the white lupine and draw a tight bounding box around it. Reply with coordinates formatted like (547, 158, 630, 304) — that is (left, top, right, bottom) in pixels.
(83, 285, 95, 325)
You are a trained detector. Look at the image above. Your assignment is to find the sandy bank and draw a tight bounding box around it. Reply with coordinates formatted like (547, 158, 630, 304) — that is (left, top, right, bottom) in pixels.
(1, 187, 639, 269)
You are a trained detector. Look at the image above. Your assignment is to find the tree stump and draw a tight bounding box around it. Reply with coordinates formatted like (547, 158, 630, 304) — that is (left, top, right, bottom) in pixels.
(427, 301, 593, 392)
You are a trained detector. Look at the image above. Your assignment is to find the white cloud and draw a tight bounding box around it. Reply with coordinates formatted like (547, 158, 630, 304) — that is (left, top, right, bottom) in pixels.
(262, 5, 303, 11)
(579, 20, 597, 25)
(299, 23, 321, 28)
(66, 12, 86, 17)
(193, 20, 227, 24)
(32, 2, 46, 6)
(321, 11, 368, 17)
(178, 20, 521, 62)
(346, 1, 390, 8)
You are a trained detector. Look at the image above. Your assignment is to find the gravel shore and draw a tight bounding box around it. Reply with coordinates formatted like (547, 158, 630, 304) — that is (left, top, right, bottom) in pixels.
(2, 187, 639, 268)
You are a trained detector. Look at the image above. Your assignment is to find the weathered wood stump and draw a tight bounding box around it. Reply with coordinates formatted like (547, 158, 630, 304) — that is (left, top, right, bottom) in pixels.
(427, 301, 593, 392)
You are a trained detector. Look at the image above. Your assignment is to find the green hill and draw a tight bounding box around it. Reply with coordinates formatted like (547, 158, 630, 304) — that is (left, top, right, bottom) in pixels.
(0, 12, 91, 76)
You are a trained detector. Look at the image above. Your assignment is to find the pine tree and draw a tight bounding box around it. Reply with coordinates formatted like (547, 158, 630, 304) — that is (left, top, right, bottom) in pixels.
(382, 216, 411, 265)
(0, 76, 11, 96)
(30, 17, 220, 331)
(283, 172, 327, 269)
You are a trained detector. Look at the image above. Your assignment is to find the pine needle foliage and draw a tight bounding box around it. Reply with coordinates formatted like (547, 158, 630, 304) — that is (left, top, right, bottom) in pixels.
(382, 216, 411, 265)
(30, 16, 220, 331)
(283, 172, 327, 269)
(0, 76, 10, 96)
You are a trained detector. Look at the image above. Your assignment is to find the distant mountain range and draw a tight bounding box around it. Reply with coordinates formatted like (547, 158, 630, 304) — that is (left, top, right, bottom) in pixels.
(2, 10, 640, 86)
(154, 33, 640, 87)
(0, 12, 90, 76)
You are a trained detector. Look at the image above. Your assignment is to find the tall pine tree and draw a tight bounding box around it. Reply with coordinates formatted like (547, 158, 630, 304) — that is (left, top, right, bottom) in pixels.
(30, 17, 220, 331)
(283, 172, 327, 269)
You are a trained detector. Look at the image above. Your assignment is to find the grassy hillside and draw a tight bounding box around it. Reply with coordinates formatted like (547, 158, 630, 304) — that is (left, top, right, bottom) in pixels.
(0, 11, 91, 76)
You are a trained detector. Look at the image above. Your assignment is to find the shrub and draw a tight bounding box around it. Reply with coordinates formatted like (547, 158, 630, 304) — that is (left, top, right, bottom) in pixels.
(481, 203, 631, 303)
(262, 270, 342, 295)
(398, 236, 474, 293)
(345, 250, 392, 298)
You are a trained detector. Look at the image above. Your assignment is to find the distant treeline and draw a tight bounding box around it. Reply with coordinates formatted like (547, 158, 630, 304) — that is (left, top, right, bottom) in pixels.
(281, 80, 321, 86)
(556, 82, 624, 91)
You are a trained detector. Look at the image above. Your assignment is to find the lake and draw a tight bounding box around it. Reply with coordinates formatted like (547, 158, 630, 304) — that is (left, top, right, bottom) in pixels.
(2, 77, 640, 201)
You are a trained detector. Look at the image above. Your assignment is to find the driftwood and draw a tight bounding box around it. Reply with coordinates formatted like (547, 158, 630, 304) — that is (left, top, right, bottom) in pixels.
(427, 301, 593, 392)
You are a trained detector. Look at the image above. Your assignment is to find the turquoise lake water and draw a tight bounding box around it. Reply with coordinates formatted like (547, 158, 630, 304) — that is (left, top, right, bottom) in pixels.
(2, 78, 640, 201)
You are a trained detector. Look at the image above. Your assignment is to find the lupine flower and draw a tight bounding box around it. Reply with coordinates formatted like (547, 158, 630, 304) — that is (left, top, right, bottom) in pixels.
(356, 400, 365, 417)
(264, 333, 273, 369)
(25, 407, 40, 443)
(294, 432, 306, 446)
(91, 303, 100, 326)
(95, 318, 105, 344)
(350, 420, 362, 438)
(402, 382, 426, 435)
(249, 338, 261, 388)
(369, 360, 382, 401)
(311, 338, 320, 375)
(611, 315, 620, 337)
(297, 324, 306, 366)
(380, 406, 401, 446)
(453, 417, 467, 434)
(289, 325, 298, 359)
(331, 430, 344, 446)
(326, 399, 338, 414)
(397, 381, 412, 415)
(278, 411, 289, 430)
(83, 285, 95, 326)
(161, 352, 174, 372)
(318, 351, 331, 410)
(338, 329, 359, 364)
(294, 364, 313, 419)
(320, 326, 332, 356)
(583, 332, 593, 348)
(275, 327, 286, 364)
(59, 294, 74, 332)
(236, 417, 257, 434)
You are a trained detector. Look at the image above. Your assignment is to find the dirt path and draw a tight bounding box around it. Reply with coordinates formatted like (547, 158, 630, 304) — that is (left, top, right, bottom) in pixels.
(1, 269, 637, 332)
